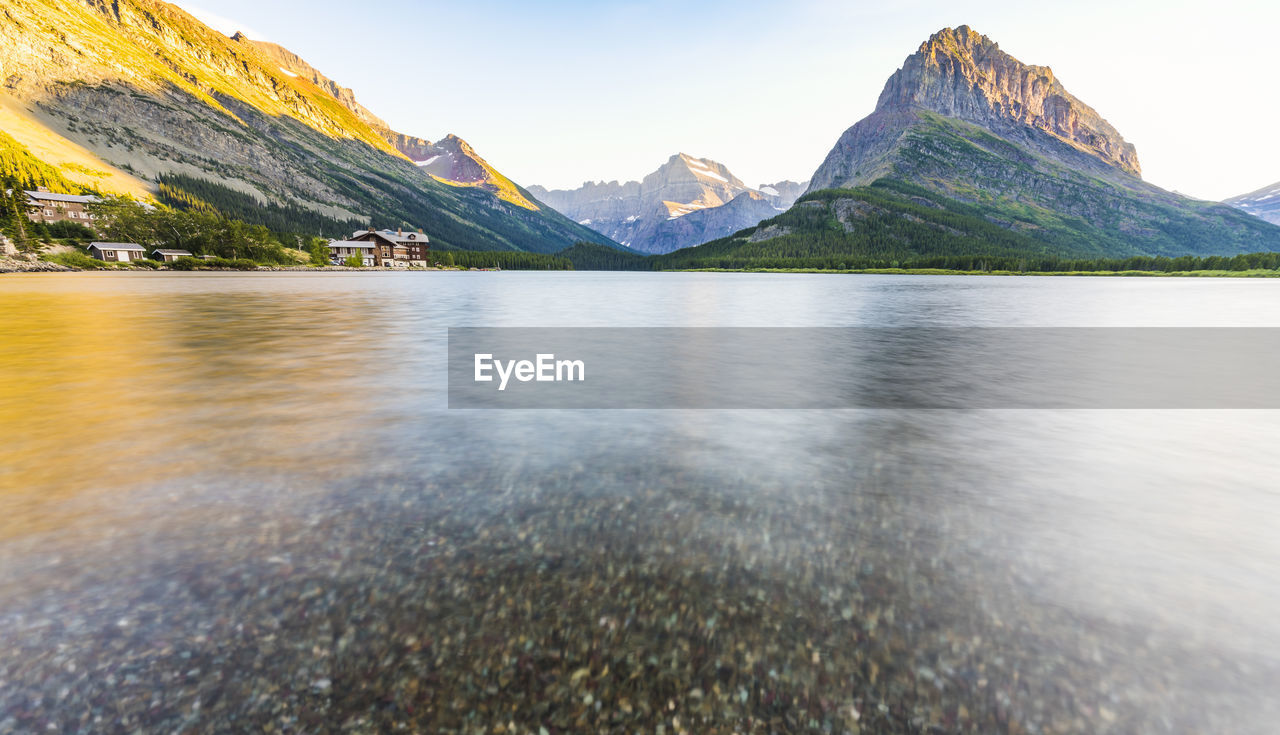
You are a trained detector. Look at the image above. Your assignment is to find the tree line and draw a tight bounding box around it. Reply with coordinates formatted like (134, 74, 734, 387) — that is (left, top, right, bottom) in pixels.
(0, 132, 89, 195)
(157, 173, 363, 240)
(88, 196, 295, 263)
(442, 250, 573, 270)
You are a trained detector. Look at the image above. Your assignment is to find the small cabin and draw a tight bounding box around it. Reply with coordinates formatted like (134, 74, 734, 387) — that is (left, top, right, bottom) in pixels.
(151, 249, 194, 263)
(87, 242, 146, 263)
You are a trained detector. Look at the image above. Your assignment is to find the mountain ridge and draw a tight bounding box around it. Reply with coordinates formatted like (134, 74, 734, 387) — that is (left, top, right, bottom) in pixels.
(243, 37, 539, 210)
(530, 154, 806, 253)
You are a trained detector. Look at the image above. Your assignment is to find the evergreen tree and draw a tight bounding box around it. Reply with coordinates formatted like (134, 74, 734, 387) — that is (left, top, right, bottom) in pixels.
(309, 237, 331, 266)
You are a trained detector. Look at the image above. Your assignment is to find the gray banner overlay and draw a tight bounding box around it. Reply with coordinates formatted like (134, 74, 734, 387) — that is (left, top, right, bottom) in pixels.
(448, 328, 1280, 408)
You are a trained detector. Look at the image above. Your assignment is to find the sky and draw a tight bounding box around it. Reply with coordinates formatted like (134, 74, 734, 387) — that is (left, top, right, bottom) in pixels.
(182, 0, 1280, 201)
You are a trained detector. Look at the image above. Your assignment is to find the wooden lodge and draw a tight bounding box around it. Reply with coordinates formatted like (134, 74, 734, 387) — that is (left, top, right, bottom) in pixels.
(348, 228, 430, 267)
(24, 187, 98, 225)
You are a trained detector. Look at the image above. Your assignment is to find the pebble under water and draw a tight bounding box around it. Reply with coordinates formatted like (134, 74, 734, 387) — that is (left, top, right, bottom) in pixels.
(2, 272, 1278, 733)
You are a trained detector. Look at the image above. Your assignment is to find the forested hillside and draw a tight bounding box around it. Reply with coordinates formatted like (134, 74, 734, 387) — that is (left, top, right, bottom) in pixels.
(648, 181, 1057, 270)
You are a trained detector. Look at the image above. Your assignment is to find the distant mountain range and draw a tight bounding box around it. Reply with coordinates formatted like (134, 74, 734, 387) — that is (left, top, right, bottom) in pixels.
(1226, 182, 1280, 226)
(0, 0, 614, 252)
(651, 26, 1280, 268)
(2, 5, 1275, 263)
(529, 154, 807, 253)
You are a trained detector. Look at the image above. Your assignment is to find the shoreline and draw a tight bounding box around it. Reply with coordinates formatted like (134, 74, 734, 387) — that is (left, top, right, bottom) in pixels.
(0, 257, 477, 275)
(6, 257, 1280, 278)
(676, 267, 1280, 278)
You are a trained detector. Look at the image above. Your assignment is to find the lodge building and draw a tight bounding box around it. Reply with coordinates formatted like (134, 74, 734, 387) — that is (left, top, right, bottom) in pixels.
(330, 228, 430, 267)
(24, 188, 98, 225)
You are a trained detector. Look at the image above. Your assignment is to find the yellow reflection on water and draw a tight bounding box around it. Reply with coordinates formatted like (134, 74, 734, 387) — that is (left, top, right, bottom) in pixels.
(0, 279, 387, 539)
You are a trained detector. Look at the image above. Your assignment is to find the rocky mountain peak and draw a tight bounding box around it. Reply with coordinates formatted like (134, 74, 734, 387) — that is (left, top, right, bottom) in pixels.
(661, 153, 748, 189)
(876, 25, 1141, 176)
(528, 153, 804, 253)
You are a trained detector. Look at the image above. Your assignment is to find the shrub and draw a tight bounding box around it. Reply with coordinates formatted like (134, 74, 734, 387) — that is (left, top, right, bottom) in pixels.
(168, 256, 259, 271)
(42, 251, 109, 270)
(45, 220, 96, 239)
(169, 256, 202, 271)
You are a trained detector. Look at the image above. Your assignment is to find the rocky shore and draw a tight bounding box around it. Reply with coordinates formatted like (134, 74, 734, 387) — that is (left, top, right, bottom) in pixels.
(0, 256, 74, 273)
(0, 259, 468, 274)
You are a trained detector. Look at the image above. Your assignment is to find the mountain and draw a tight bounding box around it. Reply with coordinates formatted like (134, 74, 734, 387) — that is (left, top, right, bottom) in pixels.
(528, 154, 806, 253)
(1225, 182, 1280, 226)
(793, 26, 1280, 258)
(0, 0, 614, 252)
(244, 38, 539, 211)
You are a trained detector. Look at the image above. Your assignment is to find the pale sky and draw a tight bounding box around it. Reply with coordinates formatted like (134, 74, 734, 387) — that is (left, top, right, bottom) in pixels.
(183, 0, 1280, 201)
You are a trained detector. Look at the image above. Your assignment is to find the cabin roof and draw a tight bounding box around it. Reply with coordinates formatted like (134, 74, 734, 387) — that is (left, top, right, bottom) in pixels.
(89, 242, 146, 251)
(26, 191, 96, 204)
(352, 229, 430, 244)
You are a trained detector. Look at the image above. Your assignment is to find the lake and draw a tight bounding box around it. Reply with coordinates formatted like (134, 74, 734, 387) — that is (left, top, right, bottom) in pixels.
(1, 271, 1278, 733)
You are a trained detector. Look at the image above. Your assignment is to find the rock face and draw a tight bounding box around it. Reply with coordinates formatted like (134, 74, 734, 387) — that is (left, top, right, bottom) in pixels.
(529, 154, 804, 253)
(0, 0, 611, 252)
(642, 191, 785, 254)
(802, 26, 1280, 258)
(809, 26, 1142, 194)
(880, 27, 1138, 175)
(1226, 182, 1280, 226)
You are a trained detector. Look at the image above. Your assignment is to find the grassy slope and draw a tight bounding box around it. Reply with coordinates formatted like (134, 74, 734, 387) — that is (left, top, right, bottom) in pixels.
(0, 97, 152, 198)
(879, 112, 1280, 258)
(647, 181, 1063, 270)
(0, 130, 84, 193)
